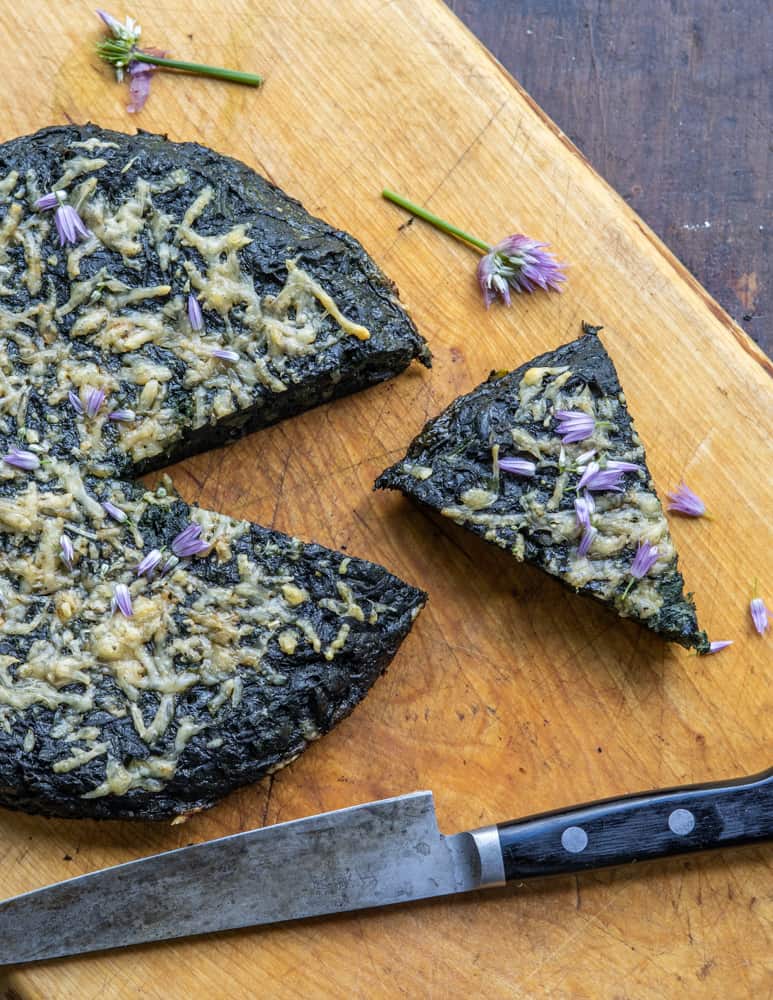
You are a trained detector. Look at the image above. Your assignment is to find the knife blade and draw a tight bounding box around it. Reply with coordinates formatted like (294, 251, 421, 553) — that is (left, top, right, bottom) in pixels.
(2, 767, 771, 965)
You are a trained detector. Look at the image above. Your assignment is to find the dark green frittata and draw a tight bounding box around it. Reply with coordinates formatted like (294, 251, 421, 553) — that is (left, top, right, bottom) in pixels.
(377, 326, 708, 652)
(0, 124, 428, 820)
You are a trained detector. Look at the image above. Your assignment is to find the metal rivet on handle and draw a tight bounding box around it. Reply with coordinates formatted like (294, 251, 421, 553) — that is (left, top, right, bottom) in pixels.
(668, 808, 696, 836)
(561, 826, 588, 853)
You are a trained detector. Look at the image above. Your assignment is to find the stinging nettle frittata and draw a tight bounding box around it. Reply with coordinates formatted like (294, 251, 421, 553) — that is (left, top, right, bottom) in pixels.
(0, 124, 427, 820)
(377, 326, 709, 652)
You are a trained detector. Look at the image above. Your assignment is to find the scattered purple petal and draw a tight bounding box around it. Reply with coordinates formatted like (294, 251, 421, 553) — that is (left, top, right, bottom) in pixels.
(3, 448, 40, 471)
(574, 494, 594, 531)
(187, 293, 204, 331)
(60, 534, 74, 568)
(574, 494, 596, 556)
(34, 192, 59, 211)
(477, 235, 566, 307)
(555, 410, 595, 444)
(497, 456, 536, 477)
(750, 597, 769, 636)
(630, 540, 659, 580)
(211, 347, 240, 362)
(707, 640, 732, 654)
(667, 481, 707, 518)
(576, 461, 625, 493)
(35, 190, 91, 246)
(578, 525, 596, 557)
(68, 390, 84, 415)
(102, 500, 127, 523)
(108, 408, 136, 422)
(112, 583, 133, 618)
(137, 548, 163, 578)
(171, 523, 210, 558)
(606, 460, 641, 474)
(84, 386, 106, 418)
(54, 203, 91, 247)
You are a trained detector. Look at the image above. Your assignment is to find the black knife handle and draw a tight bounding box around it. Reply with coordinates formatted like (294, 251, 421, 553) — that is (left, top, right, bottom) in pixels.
(496, 768, 773, 882)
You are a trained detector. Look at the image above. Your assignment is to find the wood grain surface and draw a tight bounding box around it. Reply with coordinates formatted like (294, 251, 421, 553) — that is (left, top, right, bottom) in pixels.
(1, 1, 771, 997)
(448, 0, 772, 356)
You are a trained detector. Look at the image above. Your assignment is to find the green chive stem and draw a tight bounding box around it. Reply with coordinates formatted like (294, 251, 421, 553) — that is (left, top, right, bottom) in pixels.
(381, 189, 490, 252)
(133, 53, 262, 86)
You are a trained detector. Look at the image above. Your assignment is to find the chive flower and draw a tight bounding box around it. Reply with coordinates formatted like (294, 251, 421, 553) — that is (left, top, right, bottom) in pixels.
(34, 191, 91, 247)
(188, 293, 204, 331)
(497, 456, 536, 477)
(137, 548, 163, 578)
(112, 583, 133, 618)
(102, 500, 127, 523)
(69, 390, 84, 415)
(96, 10, 262, 113)
(109, 408, 136, 422)
(60, 534, 74, 569)
(211, 347, 240, 362)
(84, 386, 106, 418)
(381, 189, 565, 308)
(3, 448, 40, 471)
(666, 481, 707, 518)
(622, 540, 659, 598)
(706, 640, 732, 654)
(574, 494, 596, 556)
(171, 523, 210, 558)
(555, 410, 595, 444)
(630, 540, 659, 579)
(576, 461, 625, 493)
(606, 460, 640, 473)
(750, 597, 769, 636)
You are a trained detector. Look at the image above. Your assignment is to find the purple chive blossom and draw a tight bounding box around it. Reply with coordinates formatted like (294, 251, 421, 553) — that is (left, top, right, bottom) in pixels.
(187, 293, 204, 331)
(35, 191, 91, 247)
(34, 192, 59, 211)
(102, 500, 127, 523)
(477, 235, 566, 307)
(84, 386, 106, 418)
(666, 481, 707, 518)
(60, 534, 74, 569)
(108, 408, 136, 422)
(136, 548, 163, 578)
(112, 583, 133, 618)
(171, 523, 210, 558)
(497, 456, 536, 477)
(707, 640, 732, 654)
(750, 597, 769, 636)
(555, 410, 595, 444)
(630, 540, 659, 580)
(574, 494, 597, 556)
(576, 461, 625, 493)
(3, 448, 40, 471)
(211, 347, 240, 362)
(68, 390, 84, 415)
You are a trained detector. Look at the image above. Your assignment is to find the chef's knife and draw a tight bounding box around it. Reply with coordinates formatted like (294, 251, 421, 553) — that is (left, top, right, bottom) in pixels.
(2, 767, 771, 965)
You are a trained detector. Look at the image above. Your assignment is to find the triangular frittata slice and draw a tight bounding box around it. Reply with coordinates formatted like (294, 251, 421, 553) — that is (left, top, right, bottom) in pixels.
(0, 464, 425, 820)
(377, 326, 707, 652)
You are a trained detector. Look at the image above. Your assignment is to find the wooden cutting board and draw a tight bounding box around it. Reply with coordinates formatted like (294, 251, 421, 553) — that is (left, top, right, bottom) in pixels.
(1, 1, 771, 997)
